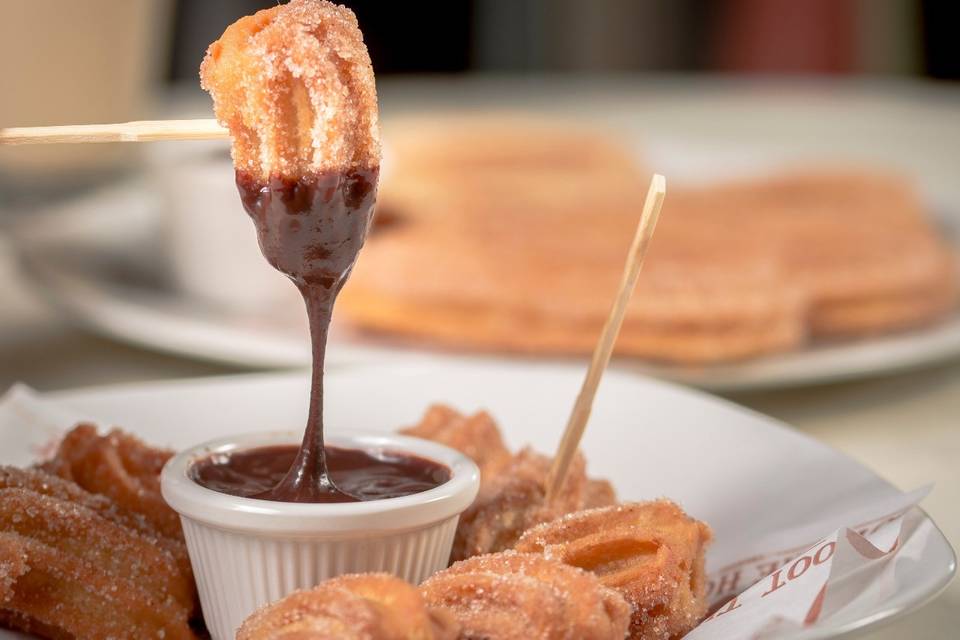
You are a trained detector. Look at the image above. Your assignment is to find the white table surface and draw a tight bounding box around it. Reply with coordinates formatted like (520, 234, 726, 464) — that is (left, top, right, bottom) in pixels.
(0, 76, 957, 638)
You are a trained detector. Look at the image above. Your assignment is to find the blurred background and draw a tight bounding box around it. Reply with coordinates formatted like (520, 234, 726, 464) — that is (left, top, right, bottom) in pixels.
(4, 0, 959, 374)
(2, 0, 958, 200)
(0, 1, 959, 637)
(173, 0, 959, 78)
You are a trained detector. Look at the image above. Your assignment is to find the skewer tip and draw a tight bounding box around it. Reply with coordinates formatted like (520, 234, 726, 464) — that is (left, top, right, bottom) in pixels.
(652, 173, 666, 193)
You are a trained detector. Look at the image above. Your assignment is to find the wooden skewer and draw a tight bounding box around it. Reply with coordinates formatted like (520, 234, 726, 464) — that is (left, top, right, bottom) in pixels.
(0, 119, 228, 145)
(545, 173, 666, 503)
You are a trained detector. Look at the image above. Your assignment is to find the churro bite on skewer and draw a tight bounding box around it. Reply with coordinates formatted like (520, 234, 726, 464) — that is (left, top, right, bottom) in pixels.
(237, 573, 458, 640)
(200, 0, 380, 180)
(516, 500, 712, 640)
(420, 551, 631, 640)
(199, 0, 383, 504)
(399, 407, 618, 562)
(452, 447, 591, 561)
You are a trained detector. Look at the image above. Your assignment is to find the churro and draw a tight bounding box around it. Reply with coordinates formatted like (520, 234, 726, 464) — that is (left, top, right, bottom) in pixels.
(342, 157, 957, 364)
(452, 447, 590, 561)
(200, 0, 379, 180)
(202, 0, 382, 503)
(39, 423, 182, 540)
(516, 500, 712, 640)
(400, 404, 512, 478)
(420, 550, 630, 640)
(0, 467, 198, 640)
(400, 406, 618, 562)
(237, 573, 458, 640)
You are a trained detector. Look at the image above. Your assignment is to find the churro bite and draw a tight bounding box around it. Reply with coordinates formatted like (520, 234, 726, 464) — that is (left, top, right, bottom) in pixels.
(400, 404, 513, 478)
(200, 0, 380, 180)
(0, 466, 198, 640)
(399, 406, 619, 563)
(420, 551, 631, 640)
(237, 574, 458, 640)
(452, 447, 591, 561)
(197, 0, 384, 504)
(38, 423, 182, 541)
(516, 500, 713, 640)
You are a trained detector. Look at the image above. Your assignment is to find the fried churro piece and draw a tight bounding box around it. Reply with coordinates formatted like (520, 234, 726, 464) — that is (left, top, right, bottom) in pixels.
(420, 551, 630, 640)
(516, 500, 712, 640)
(688, 170, 959, 338)
(344, 161, 957, 364)
(452, 447, 589, 561)
(38, 423, 182, 540)
(200, 0, 379, 180)
(0, 487, 195, 614)
(400, 404, 512, 477)
(0, 466, 192, 586)
(341, 169, 806, 364)
(0, 468, 199, 640)
(0, 533, 196, 640)
(237, 573, 458, 640)
(585, 478, 619, 510)
(399, 407, 617, 562)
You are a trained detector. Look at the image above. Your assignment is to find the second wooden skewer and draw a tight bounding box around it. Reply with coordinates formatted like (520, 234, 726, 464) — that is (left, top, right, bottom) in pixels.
(545, 173, 667, 503)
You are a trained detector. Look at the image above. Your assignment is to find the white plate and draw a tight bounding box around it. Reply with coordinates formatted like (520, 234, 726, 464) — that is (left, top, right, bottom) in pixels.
(0, 362, 953, 638)
(9, 180, 960, 392)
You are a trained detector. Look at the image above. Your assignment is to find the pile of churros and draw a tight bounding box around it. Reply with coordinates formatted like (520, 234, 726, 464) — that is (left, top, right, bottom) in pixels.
(239, 405, 711, 640)
(0, 426, 199, 638)
(340, 122, 958, 364)
(0, 407, 711, 640)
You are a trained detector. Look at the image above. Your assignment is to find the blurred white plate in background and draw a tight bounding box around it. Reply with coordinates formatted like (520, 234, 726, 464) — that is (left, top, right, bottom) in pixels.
(9, 173, 960, 392)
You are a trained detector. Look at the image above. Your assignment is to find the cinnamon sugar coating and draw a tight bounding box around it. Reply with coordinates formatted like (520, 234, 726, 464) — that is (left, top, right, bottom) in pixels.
(238, 573, 458, 640)
(38, 423, 182, 541)
(200, 0, 380, 179)
(452, 447, 591, 562)
(420, 550, 630, 640)
(516, 500, 712, 640)
(0, 467, 198, 640)
(0, 465, 191, 582)
(400, 406, 618, 562)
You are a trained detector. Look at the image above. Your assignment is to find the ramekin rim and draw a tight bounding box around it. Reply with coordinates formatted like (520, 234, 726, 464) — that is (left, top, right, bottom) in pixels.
(160, 429, 480, 534)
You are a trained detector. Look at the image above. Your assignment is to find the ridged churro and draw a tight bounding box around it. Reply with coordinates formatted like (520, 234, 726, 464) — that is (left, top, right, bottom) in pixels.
(39, 423, 182, 540)
(420, 551, 631, 640)
(0, 467, 198, 640)
(237, 573, 458, 640)
(200, 0, 379, 180)
(517, 500, 713, 640)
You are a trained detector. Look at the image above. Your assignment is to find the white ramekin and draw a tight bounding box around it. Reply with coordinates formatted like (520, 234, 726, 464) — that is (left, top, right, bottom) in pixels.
(161, 430, 480, 640)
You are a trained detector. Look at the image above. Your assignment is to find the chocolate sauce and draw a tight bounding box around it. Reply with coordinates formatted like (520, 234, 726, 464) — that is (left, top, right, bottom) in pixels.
(235, 168, 378, 502)
(191, 444, 451, 501)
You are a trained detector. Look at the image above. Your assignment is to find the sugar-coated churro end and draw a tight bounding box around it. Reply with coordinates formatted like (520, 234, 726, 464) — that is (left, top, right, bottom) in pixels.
(200, 0, 380, 180)
(237, 573, 459, 640)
